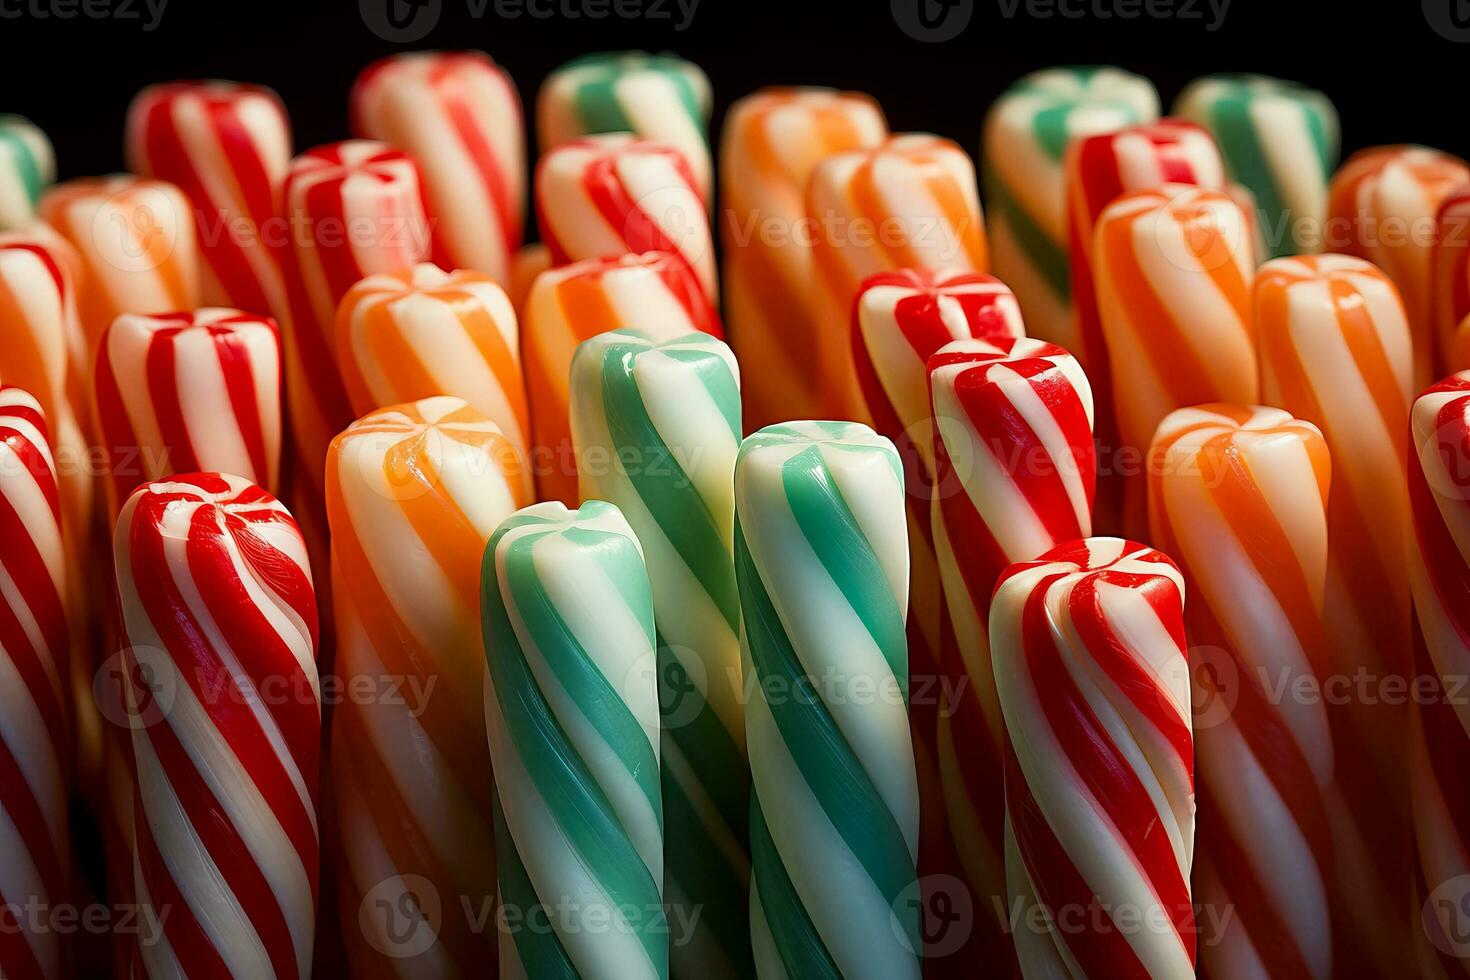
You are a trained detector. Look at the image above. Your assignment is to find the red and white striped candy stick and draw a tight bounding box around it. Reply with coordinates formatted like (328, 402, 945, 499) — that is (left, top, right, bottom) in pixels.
(1408, 373, 1470, 973)
(535, 134, 715, 303)
(1149, 404, 1334, 979)
(114, 473, 319, 980)
(0, 386, 70, 980)
(855, 269, 1024, 664)
(928, 337, 1095, 950)
(37, 175, 200, 353)
(1093, 184, 1257, 537)
(351, 51, 524, 284)
(1254, 253, 1414, 975)
(277, 141, 431, 565)
(991, 537, 1193, 979)
(93, 309, 282, 519)
(809, 135, 990, 422)
(126, 80, 292, 316)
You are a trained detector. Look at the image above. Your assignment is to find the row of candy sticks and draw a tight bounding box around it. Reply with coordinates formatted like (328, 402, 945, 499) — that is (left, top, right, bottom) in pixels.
(0, 52, 1467, 980)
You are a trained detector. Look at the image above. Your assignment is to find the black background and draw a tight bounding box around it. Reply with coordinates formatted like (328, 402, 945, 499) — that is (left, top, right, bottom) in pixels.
(0, 0, 1463, 200)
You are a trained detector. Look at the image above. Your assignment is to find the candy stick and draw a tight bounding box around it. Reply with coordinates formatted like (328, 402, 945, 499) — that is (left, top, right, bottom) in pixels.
(335, 262, 530, 496)
(1149, 404, 1333, 979)
(37, 175, 200, 352)
(734, 421, 921, 979)
(1431, 186, 1470, 373)
(93, 309, 282, 518)
(538, 51, 712, 200)
(126, 80, 292, 315)
(570, 330, 748, 978)
(114, 473, 319, 980)
(1254, 253, 1414, 975)
(0, 233, 90, 547)
(927, 337, 1094, 951)
(808, 135, 989, 423)
(1093, 184, 1257, 536)
(535, 134, 715, 303)
(991, 537, 1193, 979)
(982, 67, 1159, 347)
(1408, 373, 1470, 973)
(351, 51, 524, 284)
(277, 140, 432, 572)
(0, 387, 70, 980)
(719, 88, 887, 428)
(0, 116, 54, 231)
(326, 397, 527, 974)
(522, 250, 720, 505)
(481, 499, 665, 978)
(1174, 74, 1339, 258)
(1328, 145, 1469, 384)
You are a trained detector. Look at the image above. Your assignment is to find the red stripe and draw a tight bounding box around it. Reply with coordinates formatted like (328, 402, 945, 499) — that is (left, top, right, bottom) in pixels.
(146, 328, 202, 476)
(212, 322, 273, 485)
(431, 60, 520, 259)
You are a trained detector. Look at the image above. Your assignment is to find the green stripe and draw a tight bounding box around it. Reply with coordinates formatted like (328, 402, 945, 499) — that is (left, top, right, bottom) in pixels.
(982, 166, 1071, 303)
(656, 636, 748, 830)
(781, 446, 909, 693)
(561, 53, 708, 145)
(599, 340, 741, 632)
(1210, 96, 1290, 256)
(483, 519, 668, 976)
(733, 514, 921, 961)
(0, 124, 43, 206)
(750, 794, 841, 978)
(494, 790, 579, 979)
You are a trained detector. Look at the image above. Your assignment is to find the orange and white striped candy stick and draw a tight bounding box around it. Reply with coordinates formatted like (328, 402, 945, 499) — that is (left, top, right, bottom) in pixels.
(1431, 186, 1470, 372)
(535, 134, 714, 303)
(336, 263, 529, 492)
(126, 80, 292, 316)
(277, 141, 432, 565)
(809, 135, 989, 423)
(1149, 404, 1334, 979)
(928, 337, 1095, 953)
(0, 387, 70, 980)
(1254, 253, 1414, 976)
(1093, 184, 1257, 537)
(93, 309, 281, 519)
(1328, 146, 1469, 385)
(37, 175, 200, 353)
(0, 233, 90, 545)
(991, 537, 1194, 979)
(115, 473, 319, 980)
(719, 88, 887, 428)
(351, 51, 524, 284)
(522, 251, 720, 504)
(326, 397, 528, 975)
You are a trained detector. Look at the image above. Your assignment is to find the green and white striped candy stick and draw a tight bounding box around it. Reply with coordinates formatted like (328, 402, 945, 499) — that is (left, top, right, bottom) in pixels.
(1175, 73, 1339, 257)
(537, 51, 713, 198)
(0, 115, 54, 230)
(982, 66, 1158, 347)
(481, 499, 667, 980)
(734, 421, 921, 980)
(569, 330, 750, 979)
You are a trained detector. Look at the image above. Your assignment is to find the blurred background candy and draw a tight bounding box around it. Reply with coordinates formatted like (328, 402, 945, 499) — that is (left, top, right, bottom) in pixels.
(0, 115, 54, 231)
(982, 67, 1159, 348)
(352, 51, 524, 284)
